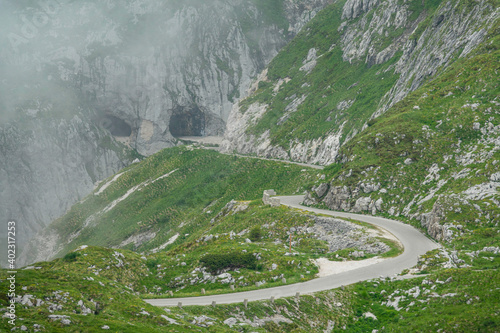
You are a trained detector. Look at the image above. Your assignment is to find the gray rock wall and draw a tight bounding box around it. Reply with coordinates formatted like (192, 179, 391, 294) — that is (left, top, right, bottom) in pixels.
(221, 0, 497, 165)
(0, 0, 330, 265)
(0, 116, 127, 265)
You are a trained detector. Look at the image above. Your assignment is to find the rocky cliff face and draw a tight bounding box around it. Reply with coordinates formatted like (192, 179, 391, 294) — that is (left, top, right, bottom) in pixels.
(4, 0, 331, 156)
(0, 116, 129, 253)
(303, 15, 500, 242)
(221, 0, 498, 165)
(0, 0, 330, 264)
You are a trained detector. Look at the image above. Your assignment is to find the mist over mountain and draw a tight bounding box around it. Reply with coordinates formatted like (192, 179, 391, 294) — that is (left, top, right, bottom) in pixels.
(0, 0, 330, 260)
(0, 0, 499, 331)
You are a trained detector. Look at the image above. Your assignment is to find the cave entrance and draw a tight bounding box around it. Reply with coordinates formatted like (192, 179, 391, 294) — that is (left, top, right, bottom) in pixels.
(99, 115, 132, 137)
(169, 105, 205, 137)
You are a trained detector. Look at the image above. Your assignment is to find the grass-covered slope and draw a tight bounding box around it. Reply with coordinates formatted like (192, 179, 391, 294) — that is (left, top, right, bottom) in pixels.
(2, 174, 401, 331)
(138, 201, 399, 298)
(308, 17, 500, 272)
(222, 0, 497, 164)
(22, 146, 321, 264)
(240, 0, 402, 145)
(3, 257, 497, 332)
(24, 189, 399, 298)
(170, 268, 500, 332)
(0, 250, 232, 333)
(5, 1, 499, 331)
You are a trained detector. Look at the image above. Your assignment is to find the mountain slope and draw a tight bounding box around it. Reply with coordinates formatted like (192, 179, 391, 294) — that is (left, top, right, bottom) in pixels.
(222, 0, 498, 165)
(0, 0, 331, 263)
(20, 147, 320, 265)
(305, 13, 499, 269)
(2, 248, 498, 331)
(2, 0, 499, 331)
(0, 248, 233, 332)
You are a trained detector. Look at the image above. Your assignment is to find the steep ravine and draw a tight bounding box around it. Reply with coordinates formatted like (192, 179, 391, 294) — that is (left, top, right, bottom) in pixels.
(1, 0, 331, 265)
(0, 116, 131, 266)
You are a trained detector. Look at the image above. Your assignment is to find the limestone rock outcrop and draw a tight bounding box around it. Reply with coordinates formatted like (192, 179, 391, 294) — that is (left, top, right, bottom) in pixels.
(221, 0, 497, 165)
(1, 0, 330, 264)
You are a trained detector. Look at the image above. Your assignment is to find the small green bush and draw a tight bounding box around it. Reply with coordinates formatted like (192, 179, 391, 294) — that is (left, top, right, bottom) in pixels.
(249, 226, 262, 242)
(146, 258, 160, 270)
(258, 80, 272, 90)
(63, 252, 80, 262)
(200, 252, 257, 273)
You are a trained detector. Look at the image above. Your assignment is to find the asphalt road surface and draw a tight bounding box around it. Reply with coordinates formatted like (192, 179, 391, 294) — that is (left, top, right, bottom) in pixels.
(177, 136, 324, 170)
(144, 195, 439, 307)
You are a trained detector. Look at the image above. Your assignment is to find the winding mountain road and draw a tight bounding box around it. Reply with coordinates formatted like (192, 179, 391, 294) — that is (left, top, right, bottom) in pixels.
(177, 136, 324, 169)
(144, 195, 439, 307)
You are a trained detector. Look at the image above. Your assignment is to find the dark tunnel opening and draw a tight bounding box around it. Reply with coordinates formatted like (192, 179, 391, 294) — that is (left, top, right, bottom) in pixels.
(169, 105, 205, 137)
(99, 115, 132, 137)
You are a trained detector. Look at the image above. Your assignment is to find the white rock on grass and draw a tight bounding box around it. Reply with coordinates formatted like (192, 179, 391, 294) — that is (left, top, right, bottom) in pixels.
(21, 295, 34, 306)
(490, 172, 500, 181)
(192, 315, 215, 327)
(223, 317, 238, 327)
(217, 273, 234, 284)
(76, 245, 88, 251)
(255, 280, 266, 287)
(363, 312, 378, 320)
(161, 315, 179, 325)
(407, 286, 421, 298)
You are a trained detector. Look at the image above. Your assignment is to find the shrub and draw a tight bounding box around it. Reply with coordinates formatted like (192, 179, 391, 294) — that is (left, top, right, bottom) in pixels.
(200, 252, 258, 273)
(63, 252, 80, 262)
(146, 258, 160, 270)
(258, 80, 272, 90)
(249, 226, 262, 242)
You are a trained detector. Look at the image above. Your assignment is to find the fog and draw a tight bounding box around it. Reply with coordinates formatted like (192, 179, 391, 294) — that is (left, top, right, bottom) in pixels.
(0, 0, 178, 123)
(0, 0, 221, 267)
(0, 0, 287, 267)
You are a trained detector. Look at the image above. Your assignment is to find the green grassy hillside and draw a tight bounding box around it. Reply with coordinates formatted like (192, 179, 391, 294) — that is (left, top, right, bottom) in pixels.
(4, 0, 499, 331)
(223, 0, 496, 165)
(24, 146, 320, 264)
(170, 268, 499, 332)
(2, 252, 497, 332)
(1, 170, 402, 332)
(309, 18, 500, 265)
(241, 0, 403, 146)
(0, 258, 228, 332)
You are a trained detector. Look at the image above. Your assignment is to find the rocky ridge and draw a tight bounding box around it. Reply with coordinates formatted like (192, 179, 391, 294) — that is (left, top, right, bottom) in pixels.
(1, 0, 330, 263)
(304, 21, 500, 245)
(221, 0, 498, 165)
